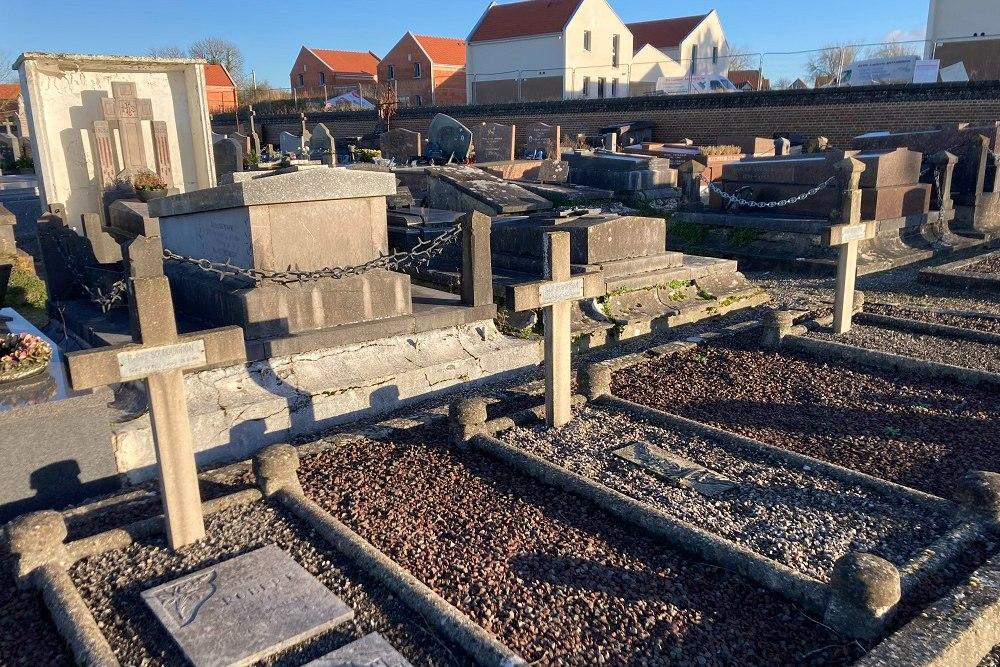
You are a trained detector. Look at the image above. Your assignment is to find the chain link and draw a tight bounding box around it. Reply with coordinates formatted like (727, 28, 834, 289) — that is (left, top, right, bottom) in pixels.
(701, 174, 837, 209)
(45, 231, 129, 312)
(162, 223, 464, 285)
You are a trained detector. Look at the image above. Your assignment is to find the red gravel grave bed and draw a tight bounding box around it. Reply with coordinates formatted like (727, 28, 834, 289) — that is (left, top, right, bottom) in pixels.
(865, 303, 1000, 334)
(298, 428, 862, 666)
(612, 336, 999, 498)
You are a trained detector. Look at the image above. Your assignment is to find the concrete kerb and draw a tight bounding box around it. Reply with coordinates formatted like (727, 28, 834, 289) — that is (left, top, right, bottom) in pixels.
(918, 250, 1000, 292)
(781, 334, 1000, 391)
(252, 445, 526, 667)
(856, 311, 1000, 346)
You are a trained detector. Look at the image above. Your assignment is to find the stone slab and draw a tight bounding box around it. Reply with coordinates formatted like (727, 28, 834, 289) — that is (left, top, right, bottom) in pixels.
(427, 167, 551, 215)
(708, 182, 931, 220)
(514, 181, 614, 203)
(614, 441, 737, 497)
(491, 212, 666, 264)
(379, 128, 421, 164)
(142, 544, 354, 667)
(720, 149, 922, 188)
(304, 633, 413, 666)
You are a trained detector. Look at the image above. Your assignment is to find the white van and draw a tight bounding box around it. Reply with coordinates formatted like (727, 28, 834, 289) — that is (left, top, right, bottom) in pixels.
(655, 74, 739, 95)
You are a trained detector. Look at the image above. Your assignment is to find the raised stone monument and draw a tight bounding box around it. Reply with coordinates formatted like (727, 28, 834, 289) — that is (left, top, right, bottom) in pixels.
(473, 122, 516, 163)
(380, 128, 422, 164)
(15, 52, 216, 232)
(428, 113, 473, 161)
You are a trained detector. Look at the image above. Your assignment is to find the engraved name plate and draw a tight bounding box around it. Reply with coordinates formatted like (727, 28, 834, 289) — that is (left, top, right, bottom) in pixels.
(537, 278, 584, 306)
(839, 223, 868, 242)
(117, 340, 207, 381)
(614, 441, 737, 497)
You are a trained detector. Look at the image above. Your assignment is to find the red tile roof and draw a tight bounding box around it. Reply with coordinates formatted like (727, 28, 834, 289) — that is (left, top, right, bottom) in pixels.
(308, 49, 380, 76)
(728, 69, 766, 90)
(627, 14, 707, 51)
(414, 34, 467, 66)
(469, 0, 585, 43)
(204, 64, 235, 88)
(0, 83, 20, 101)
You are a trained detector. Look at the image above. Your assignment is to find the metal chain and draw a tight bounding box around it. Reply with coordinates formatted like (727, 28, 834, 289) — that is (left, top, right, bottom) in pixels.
(162, 223, 463, 286)
(701, 174, 836, 209)
(46, 231, 129, 312)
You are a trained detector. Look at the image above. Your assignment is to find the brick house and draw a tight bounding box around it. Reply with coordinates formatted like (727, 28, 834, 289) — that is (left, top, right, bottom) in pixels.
(204, 64, 238, 114)
(289, 47, 380, 96)
(628, 11, 729, 93)
(377, 32, 467, 107)
(728, 69, 769, 91)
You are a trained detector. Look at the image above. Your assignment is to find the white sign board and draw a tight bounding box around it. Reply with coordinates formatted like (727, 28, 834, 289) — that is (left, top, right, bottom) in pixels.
(913, 60, 941, 84)
(537, 278, 585, 306)
(118, 340, 208, 382)
(939, 62, 970, 83)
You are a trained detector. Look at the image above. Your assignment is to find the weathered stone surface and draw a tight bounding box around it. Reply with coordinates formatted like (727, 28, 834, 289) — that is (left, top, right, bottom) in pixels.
(279, 131, 305, 154)
(427, 165, 551, 215)
(720, 149, 922, 188)
(309, 123, 335, 157)
(305, 633, 412, 666)
(379, 128, 421, 164)
(614, 442, 737, 497)
(563, 151, 677, 192)
(538, 160, 569, 184)
(708, 181, 930, 220)
(473, 122, 515, 162)
(142, 545, 354, 667)
(107, 199, 160, 240)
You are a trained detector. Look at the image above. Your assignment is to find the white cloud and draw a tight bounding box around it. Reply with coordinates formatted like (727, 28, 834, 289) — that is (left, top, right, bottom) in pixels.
(884, 27, 927, 44)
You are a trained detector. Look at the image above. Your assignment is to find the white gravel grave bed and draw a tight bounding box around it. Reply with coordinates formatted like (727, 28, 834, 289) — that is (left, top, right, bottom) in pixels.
(500, 403, 954, 581)
(807, 322, 1000, 373)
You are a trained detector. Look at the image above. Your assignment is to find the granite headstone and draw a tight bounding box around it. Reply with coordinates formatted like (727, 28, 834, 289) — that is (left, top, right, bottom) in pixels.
(473, 122, 515, 162)
(428, 114, 472, 161)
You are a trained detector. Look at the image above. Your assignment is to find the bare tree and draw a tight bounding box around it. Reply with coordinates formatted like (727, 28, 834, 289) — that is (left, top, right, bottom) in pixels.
(866, 38, 918, 59)
(189, 37, 246, 85)
(806, 42, 862, 82)
(148, 46, 186, 59)
(773, 77, 793, 90)
(0, 51, 15, 84)
(726, 45, 757, 72)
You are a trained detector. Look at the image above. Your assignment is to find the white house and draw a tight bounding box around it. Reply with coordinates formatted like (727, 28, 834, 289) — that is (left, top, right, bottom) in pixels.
(628, 11, 729, 93)
(466, 0, 633, 103)
(924, 0, 1000, 80)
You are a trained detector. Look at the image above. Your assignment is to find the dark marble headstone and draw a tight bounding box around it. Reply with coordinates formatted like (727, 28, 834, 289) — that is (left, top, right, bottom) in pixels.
(213, 137, 244, 180)
(428, 114, 472, 161)
(380, 128, 422, 164)
(230, 132, 250, 154)
(473, 122, 515, 162)
(524, 121, 561, 159)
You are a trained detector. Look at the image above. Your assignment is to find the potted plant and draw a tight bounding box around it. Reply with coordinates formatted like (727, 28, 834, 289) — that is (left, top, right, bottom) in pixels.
(0, 332, 52, 383)
(15, 153, 34, 175)
(243, 151, 259, 170)
(133, 170, 168, 202)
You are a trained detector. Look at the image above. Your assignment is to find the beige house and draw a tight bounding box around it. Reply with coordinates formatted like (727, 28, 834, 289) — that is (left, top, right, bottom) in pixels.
(925, 0, 1000, 80)
(628, 11, 729, 93)
(466, 0, 633, 103)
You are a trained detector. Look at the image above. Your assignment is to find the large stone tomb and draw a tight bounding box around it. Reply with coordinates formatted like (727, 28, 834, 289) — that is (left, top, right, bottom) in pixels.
(421, 164, 552, 216)
(853, 123, 1000, 237)
(562, 150, 678, 198)
(15, 52, 216, 232)
(142, 544, 354, 667)
(151, 168, 410, 340)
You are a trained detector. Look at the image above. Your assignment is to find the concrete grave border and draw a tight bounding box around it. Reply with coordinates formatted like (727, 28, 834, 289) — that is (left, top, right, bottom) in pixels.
(919, 250, 1000, 293)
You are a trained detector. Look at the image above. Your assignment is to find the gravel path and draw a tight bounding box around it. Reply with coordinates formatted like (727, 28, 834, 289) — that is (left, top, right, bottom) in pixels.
(612, 338, 999, 498)
(500, 404, 953, 581)
(298, 427, 861, 666)
(807, 322, 1000, 373)
(864, 303, 1000, 334)
(70, 500, 471, 666)
(966, 253, 1000, 274)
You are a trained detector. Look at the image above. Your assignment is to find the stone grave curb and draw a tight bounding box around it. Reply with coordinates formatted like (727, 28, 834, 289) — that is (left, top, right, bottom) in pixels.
(857, 552, 1000, 667)
(782, 334, 1000, 391)
(856, 311, 1000, 346)
(918, 250, 1000, 293)
(468, 423, 832, 616)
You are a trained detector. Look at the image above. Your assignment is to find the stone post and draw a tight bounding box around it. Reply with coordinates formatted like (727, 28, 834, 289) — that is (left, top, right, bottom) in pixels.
(774, 137, 791, 156)
(450, 397, 488, 445)
(931, 151, 958, 212)
(954, 471, 1000, 520)
(460, 211, 493, 307)
(824, 552, 901, 640)
(762, 309, 795, 349)
(253, 444, 304, 497)
(832, 156, 866, 335)
(5, 510, 72, 590)
(578, 363, 612, 401)
(679, 160, 706, 211)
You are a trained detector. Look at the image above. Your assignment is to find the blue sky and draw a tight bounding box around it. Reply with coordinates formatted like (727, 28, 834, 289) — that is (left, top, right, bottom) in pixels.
(5, 0, 929, 86)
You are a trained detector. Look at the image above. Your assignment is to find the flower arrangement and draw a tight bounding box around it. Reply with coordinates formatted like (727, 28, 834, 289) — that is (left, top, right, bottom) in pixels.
(0, 332, 52, 383)
(132, 170, 167, 192)
(354, 148, 381, 163)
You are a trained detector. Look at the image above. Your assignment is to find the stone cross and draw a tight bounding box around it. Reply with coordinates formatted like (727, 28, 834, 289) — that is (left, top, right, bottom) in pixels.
(508, 231, 606, 427)
(64, 235, 246, 549)
(101, 82, 154, 175)
(826, 157, 871, 334)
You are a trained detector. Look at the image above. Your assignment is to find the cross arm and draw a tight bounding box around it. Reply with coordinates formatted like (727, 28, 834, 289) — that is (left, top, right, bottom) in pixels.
(506, 272, 607, 312)
(825, 221, 875, 246)
(65, 326, 246, 390)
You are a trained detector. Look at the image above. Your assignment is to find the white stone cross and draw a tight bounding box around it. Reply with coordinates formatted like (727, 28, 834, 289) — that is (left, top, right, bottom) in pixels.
(100, 81, 154, 175)
(827, 157, 872, 334)
(65, 235, 246, 549)
(508, 231, 606, 427)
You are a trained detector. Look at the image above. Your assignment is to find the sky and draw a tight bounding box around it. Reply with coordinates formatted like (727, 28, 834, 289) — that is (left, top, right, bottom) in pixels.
(3, 0, 930, 86)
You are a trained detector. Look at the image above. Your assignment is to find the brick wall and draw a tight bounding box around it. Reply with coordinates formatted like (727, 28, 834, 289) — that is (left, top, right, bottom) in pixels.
(215, 82, 1000, 152)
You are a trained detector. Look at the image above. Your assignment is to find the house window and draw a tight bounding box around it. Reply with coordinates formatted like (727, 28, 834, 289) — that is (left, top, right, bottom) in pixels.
(320, 72, 326, 85)
(713, 46, 719, 64)
(583, 30, 592, 51)
(691, 45, 698, 74)
(582, 76, 590, 97)
(413, 95, 422, 106)
(597, 77, 606, 98)
(388, 65, 395, 79)
(413, 62, 421, 78)
(298, 73, 304, 86)
(611, 78, 618, 97)
(612, 34, 620, 68)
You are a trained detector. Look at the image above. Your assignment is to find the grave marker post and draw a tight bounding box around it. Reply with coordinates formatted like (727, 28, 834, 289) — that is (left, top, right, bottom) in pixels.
(931, 150, 958, 211)
(507, 231, 606, 427)
(64, 235, 246, 549)
(827, 156, 871, 334)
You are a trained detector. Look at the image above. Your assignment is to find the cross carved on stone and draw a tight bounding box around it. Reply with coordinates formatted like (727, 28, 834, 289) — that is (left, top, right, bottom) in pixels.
(65, 235, 246, 549)
(93, 81, 173, 190)
(508, 231, 606, 427)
